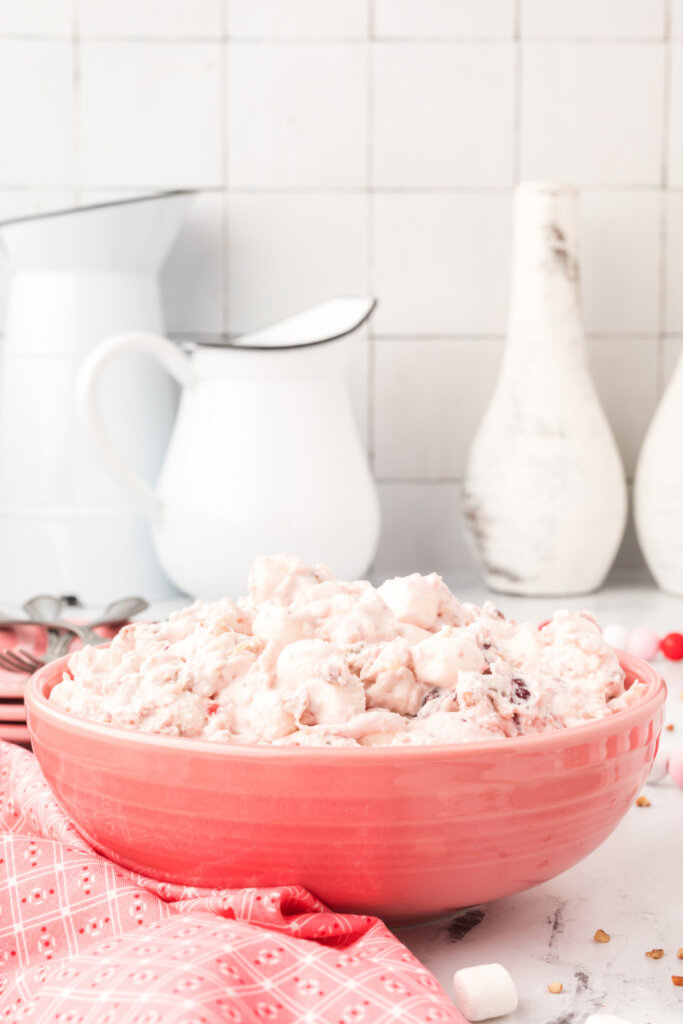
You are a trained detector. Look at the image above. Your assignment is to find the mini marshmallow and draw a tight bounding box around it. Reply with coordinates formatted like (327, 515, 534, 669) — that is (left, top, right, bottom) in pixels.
(452, 963, 517, 1021)
(601, 624, 629, 651)
(584, 1015, 633, 1024)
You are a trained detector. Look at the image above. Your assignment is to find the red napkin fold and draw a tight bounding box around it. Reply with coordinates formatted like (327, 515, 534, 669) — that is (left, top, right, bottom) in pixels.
(0, 742, 465, 1023)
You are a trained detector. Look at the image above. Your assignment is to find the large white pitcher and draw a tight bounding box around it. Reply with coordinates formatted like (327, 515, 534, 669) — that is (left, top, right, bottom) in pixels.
(0, 191, 192, 602)
(77, 332, 381, 599)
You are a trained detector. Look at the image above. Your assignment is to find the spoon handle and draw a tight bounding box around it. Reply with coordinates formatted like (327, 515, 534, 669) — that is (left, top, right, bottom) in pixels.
(23, 595, 64, 622)
(86, 596, 148, 629)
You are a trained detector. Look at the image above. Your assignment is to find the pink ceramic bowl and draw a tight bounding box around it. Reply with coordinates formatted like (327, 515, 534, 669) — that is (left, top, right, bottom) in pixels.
(25, 653, 665, 923)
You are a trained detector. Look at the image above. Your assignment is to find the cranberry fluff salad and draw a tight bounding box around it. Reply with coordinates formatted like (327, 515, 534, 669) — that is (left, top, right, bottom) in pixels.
(50, 555, 645, 747)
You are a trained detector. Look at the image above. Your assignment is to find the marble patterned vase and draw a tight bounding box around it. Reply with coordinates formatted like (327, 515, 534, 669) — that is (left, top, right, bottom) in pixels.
(462, 182, 627, 596)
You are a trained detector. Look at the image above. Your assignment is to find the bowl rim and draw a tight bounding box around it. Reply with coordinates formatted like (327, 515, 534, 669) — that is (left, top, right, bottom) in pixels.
(25, 651, 666, 762)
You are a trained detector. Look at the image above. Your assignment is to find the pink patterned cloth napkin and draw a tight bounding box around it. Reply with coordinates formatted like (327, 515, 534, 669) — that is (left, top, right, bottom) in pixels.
(0, 742, 465, 1024)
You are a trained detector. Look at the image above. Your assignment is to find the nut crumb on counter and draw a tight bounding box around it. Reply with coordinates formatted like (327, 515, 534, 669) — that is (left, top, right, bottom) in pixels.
(636, 796, 651, 807)
(645, 949, 664, 959)
(594, 929, 611, 943)
(672, 976, 683, 987)
(547, 982, 563, 993)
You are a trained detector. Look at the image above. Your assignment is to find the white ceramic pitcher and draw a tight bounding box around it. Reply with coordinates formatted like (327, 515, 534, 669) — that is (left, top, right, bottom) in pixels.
(77, 331, 381, 599)
(0, 191, 192, 602)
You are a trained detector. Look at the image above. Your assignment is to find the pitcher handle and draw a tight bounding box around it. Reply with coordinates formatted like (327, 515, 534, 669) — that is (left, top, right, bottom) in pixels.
(76, 332, 194, 525)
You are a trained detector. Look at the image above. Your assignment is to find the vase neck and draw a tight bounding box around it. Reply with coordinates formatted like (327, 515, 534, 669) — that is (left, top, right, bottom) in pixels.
(506, 183, 585, 362)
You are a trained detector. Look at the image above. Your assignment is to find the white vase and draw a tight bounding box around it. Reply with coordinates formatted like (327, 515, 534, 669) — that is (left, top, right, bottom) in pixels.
(462, 182, 627, 596)
(634, 353, 683, 593)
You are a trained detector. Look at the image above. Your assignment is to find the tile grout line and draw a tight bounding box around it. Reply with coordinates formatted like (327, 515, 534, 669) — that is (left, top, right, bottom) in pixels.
(0, 33, 672, 45)
(657, 0, 673, 398)
(221, 0, 230, 336)
(512, 0, 522, 184)
(366, 0, 376, 471)
(0, 184, 678, 195)
(71, 0, 82, 204)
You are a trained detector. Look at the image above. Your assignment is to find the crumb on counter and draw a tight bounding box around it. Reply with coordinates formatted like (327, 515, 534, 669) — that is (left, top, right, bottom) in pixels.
(547, 982, 563, 993)
(645, 949, 664, 959)
(594, 929, 611, 943)
(636, 796, 651, 807)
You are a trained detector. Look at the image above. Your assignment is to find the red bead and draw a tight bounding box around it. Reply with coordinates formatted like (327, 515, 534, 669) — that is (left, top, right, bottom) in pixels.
(660, 632, 683, 661)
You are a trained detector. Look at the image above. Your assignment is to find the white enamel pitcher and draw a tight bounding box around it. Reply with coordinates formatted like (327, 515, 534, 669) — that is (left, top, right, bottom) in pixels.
(77, 307, 380, 599)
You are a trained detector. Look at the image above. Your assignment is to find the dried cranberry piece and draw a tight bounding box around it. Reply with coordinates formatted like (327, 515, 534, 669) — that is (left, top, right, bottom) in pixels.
(512, 678, 530, 702)
(419, 687, 441, 710)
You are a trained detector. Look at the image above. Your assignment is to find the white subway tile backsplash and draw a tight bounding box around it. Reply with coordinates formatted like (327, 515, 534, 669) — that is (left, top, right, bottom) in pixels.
(521, 0, 665, 39)
(0, 0, 72, 35)
(581, 190, 660, 334)
(226, 193, 368, 333)
(79, 0, 222, 38)
(611, 483, 648, 573)
(0, 1, 675, 580)
(662, 336, 683, 390)
(665, 193, 683, 331)
(374, 0, 514, 39)
(372, 193, 511, 334)
(373, 483, 479, 575)
(670, 0, 683, 39)
(668, 46, 683, 187)
(586, 337, 658, 476)
(0, 41, 74, 185)
(80, 42, 222, 188)
(372, 43, 514, 187)
(228, 0, 368, 38)
(161, 191, 224, 334)
(373, 338, 503, 478)
(227, 43, 367, 189)
(521, 43, 664, 185)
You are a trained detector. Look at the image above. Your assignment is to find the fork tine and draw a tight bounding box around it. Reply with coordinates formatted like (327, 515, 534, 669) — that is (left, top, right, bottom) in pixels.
(0, 652, 30, 673)
(16, 648, 44, 670)
(0, 649, 40, 673)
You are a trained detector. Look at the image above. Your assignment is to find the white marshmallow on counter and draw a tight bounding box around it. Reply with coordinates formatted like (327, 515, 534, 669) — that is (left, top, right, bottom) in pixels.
(452, 963, 518, 1021)
(601, 624, 629, 651)
(584, 1015, 632, 1024)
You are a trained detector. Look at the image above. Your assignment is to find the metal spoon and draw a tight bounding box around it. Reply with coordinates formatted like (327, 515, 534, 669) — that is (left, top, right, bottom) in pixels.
(23, 595, 65, 660)
(76, 596, 149, 646)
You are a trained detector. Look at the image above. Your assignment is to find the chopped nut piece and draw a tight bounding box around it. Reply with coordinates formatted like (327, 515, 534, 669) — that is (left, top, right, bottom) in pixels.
(646, 949, 664, 959)
(678, 948, 683, 960)
(666, 723, 675, 731)
(636, 796, 651, 807)
(672, 976, 683, 987)
(594, 929, 611, 943)
(547, 982, 563, 994)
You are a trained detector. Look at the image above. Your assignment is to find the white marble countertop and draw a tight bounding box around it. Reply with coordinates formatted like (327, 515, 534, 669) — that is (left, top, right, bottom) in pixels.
(391, 573, 683, 1024)
(58, 571, 683, 1023)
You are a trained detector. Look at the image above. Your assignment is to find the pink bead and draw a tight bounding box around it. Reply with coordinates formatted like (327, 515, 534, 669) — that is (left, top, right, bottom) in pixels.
(625, 627, 660, 662)
(669, 748, 683, 790)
